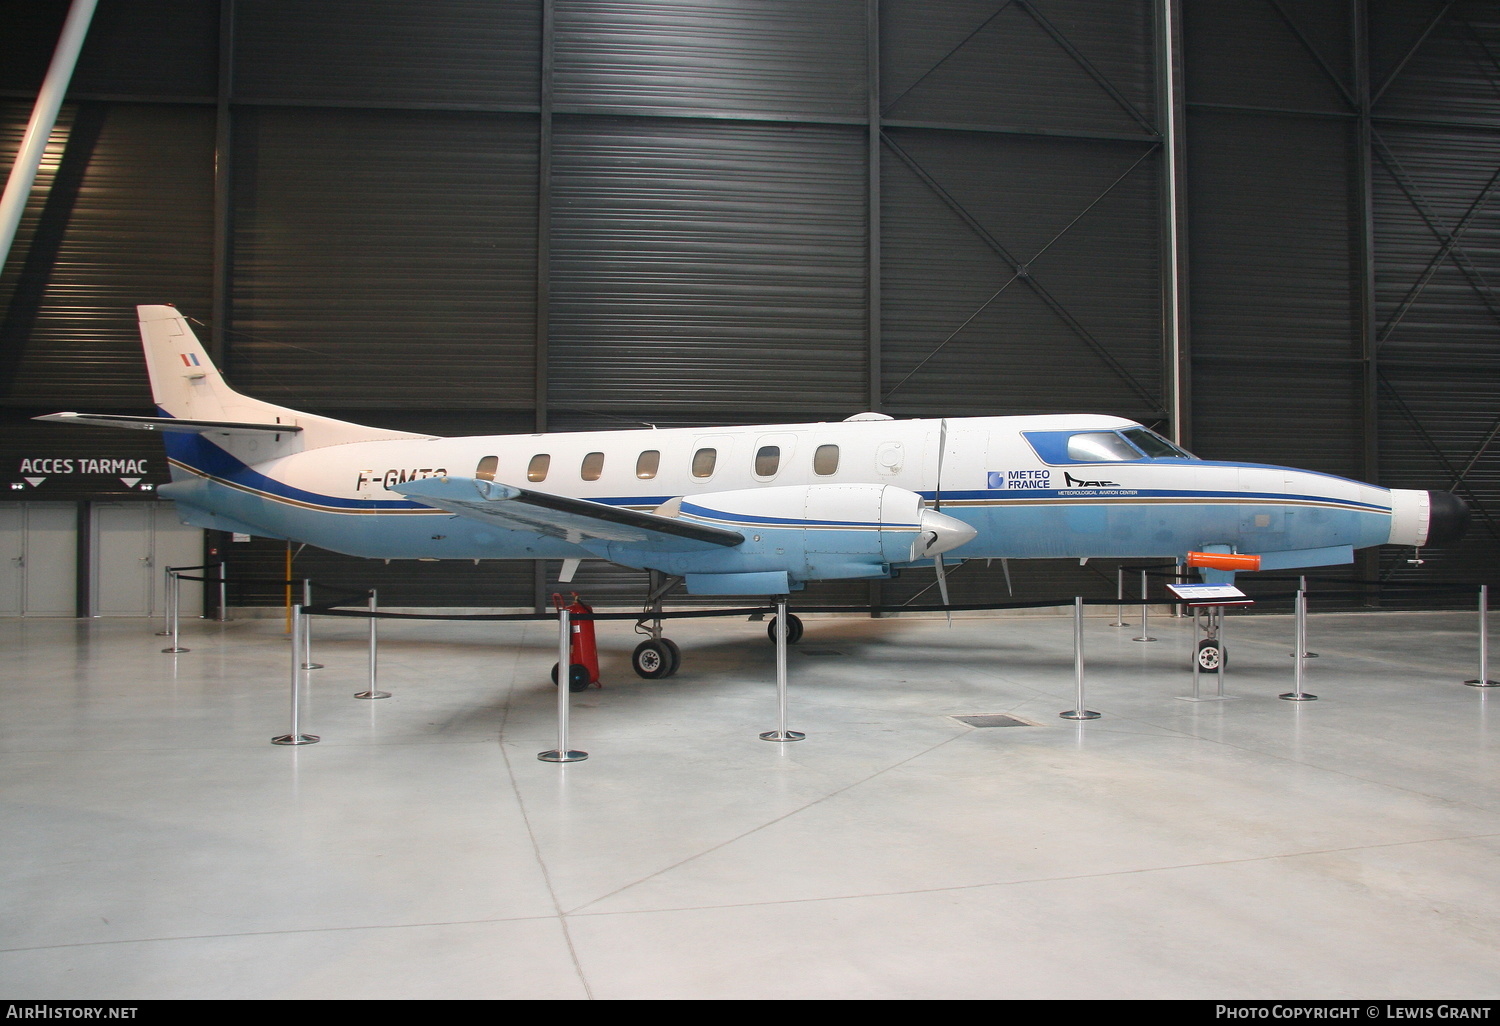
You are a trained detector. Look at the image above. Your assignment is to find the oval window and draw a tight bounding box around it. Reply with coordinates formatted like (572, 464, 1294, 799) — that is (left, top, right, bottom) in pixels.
(636, 450, 660, 480)
(692, 448, 717, 479)
(475, 455, 498, 481)
(527, 454, 550, 482)
(581, 451, 604, 481)
(755, 445, 780, 477)
(813, 444, 839, 476)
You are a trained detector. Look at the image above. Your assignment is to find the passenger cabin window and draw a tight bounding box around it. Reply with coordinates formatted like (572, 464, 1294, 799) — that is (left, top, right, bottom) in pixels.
(527, 454, 550, 482)
(636, 450, 660, 480)
(581, 451, 604, 481)
(813, 444, 839, 476)
(475, 456, 498, 481)
(755, 445, 780, 477)
(692, 447, 717, 478)
(1066, 432, 1141, 462)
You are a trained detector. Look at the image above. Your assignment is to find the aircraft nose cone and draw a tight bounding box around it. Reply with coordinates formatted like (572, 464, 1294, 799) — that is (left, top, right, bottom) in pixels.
(1426, 490, 1470, 547)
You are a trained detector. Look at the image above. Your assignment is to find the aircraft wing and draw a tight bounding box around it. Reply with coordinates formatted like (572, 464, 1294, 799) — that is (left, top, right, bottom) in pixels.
(393, 477, 744, 551)
(35, 412, 303, 436)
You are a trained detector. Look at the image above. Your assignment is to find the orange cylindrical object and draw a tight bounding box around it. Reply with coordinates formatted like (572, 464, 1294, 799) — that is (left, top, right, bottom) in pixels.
(1185, 551, 1261, 572)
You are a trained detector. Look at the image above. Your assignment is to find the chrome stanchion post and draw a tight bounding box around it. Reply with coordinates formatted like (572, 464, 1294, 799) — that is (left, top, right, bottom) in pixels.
(300, 579, 323, 670)
(1061, 597, 1100, 720)
(1280, 590, 1317, 701)
(1191, 607, 1202, 700)
(1173, 558, 1185, 618)
(217, 562, 229, 622)
(1290, 576, 1318, 657)
(273, 605, 319, 744)
(540, 603, 587, 762)
(1109, 566, 1129, 627)
(1464, 584, 1499, 688)
(161, 568, 188, 653)
(156, 566, 172, 635)
(355, 589, 389, 699)
(1132, 569, 1156, 642)
(761, 598, 806, 741)
(1214, 606, 1227, 699)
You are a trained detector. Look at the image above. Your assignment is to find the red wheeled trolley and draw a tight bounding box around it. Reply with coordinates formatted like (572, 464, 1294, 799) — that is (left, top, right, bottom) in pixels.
(550, 593, 599, 692)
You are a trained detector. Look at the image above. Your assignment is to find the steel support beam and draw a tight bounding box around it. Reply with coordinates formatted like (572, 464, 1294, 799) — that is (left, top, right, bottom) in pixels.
(0, 0, 98, 277)
(210, 0, 235, 369)
(534, 0, 553, 434)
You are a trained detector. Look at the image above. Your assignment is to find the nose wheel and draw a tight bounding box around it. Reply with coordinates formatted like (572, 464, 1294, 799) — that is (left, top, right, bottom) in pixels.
(1195, 638, 1225, 673)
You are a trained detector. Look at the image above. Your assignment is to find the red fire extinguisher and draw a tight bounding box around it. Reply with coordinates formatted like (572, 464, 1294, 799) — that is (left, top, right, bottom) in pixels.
(550, 592, 599, 691)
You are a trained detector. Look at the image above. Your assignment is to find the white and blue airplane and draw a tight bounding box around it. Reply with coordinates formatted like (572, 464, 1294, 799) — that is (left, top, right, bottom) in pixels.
(41, 305, 1468, 678)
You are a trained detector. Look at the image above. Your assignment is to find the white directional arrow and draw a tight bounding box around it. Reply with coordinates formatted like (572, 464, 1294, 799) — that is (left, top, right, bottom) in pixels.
(24, 477, 45, 487)
(120, 477, 141, 488)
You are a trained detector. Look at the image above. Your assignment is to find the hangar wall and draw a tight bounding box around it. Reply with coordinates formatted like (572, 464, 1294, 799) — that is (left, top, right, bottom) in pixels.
(0, 0, 1493, 611)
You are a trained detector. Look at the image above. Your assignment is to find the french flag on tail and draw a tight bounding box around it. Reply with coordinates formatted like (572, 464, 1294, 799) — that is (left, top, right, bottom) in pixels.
(179, 353, 200, 367)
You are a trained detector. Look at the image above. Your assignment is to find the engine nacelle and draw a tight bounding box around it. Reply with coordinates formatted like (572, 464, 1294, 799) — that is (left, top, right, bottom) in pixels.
(631, 484, 976, 593)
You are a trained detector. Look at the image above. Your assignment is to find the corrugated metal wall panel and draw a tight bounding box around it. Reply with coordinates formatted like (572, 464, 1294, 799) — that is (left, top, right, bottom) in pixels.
(1185, 110, 1362, 476)
(228, 107, 538, 409)
(234, 0, 540, 108)
(1370, 0, 1500, 592)
(549, 116, 867, 415)
(880, 130, 1163, 419)
(555, 0, 866, 120)
(1373, 0, 1500, 125)
(881, 0, 1156, 138)
(0, 101, 214, 409)
(1183, 0, 1350, 113)
(0, 0, 217, 99)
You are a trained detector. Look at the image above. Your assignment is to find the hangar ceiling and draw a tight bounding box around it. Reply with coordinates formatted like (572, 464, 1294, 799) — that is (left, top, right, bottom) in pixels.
(0, 0, 1494, 609)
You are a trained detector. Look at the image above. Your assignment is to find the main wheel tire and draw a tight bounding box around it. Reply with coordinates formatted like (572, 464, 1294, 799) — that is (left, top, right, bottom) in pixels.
(1196, 639, 1224, 673)
(661, 637, 681, 677)
(551, 662, 592, 691)
(766, 614, 804, 645)
(632, 639, 675, 679)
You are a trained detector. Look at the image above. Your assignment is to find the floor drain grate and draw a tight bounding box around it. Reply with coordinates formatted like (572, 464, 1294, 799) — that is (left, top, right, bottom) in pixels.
(953, 714, 1034, 728)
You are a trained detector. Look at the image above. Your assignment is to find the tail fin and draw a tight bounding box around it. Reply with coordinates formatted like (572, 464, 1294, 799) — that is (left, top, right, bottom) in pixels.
(138, 305, 428, 448)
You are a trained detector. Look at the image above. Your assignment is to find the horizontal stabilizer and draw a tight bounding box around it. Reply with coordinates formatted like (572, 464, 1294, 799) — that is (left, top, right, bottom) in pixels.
(393, 477, 744, 550)
(35, 412, 303, 436)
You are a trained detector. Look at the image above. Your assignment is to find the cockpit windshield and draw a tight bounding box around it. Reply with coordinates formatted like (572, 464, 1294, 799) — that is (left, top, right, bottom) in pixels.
(1121, 427, 1194, 459)
(1066, 432, 1142, 462)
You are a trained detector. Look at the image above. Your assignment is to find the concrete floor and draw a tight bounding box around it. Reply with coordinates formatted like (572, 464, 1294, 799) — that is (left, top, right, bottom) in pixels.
(1, 605, 1498, 999)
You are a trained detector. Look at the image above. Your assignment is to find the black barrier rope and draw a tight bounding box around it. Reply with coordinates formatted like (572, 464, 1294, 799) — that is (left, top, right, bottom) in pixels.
(193, 564, 1494, 625)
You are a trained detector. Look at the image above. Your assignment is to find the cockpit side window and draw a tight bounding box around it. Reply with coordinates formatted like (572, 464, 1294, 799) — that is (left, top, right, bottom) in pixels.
(1066, 432, 1142, 462)
(1122, 427, 1193, 459)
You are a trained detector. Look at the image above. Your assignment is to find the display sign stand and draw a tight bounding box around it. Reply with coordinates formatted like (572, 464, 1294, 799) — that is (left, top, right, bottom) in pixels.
(1170, 583, 1251, 702)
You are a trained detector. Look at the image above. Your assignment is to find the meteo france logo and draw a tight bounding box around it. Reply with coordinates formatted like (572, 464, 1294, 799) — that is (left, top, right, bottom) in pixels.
(179, 353, 200, 367)
(988, 470, 1052, 490)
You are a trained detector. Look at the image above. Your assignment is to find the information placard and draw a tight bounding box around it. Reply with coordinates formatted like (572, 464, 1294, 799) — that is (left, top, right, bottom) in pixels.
(1166, 583, 1253, 606)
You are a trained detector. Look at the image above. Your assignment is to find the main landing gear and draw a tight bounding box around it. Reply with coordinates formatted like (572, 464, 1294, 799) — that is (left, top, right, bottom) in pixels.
(766, 613, 803, 645)
(632, 572, 684, 679)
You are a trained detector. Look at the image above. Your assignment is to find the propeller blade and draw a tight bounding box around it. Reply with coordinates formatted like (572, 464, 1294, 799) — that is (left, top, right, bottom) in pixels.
(934, 418, 948, 509)
(934, 556, 952, 626)
(1001, 557, 1014, 597)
